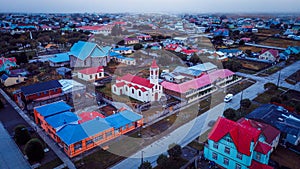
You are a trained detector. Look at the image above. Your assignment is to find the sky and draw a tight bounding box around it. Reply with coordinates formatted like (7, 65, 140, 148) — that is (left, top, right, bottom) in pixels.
(0, 0, 300, 13)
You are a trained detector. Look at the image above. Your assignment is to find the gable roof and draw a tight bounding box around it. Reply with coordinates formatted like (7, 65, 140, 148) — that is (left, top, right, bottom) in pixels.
(117, 73, 154, 88)
(261, 49, 279, 58)
(35, 101, 72, 117)
(78, 112, 105, 124)
(21, 80, 62, 96)
(208, 117, 261, 156)
(254, 142, 272, 154)
(78, 66, 104, 75)
(45, 111, 79, 128)
(56, 124, 89, 145)
(105, 110, 142, 129)
(48, 52, 70, 63)
(69, 41, 109, 60)
(249, 160, 274, 169)
(151, 59, 159, 69)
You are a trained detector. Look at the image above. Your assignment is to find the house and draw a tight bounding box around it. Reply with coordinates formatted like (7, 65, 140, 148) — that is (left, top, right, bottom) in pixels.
(136, 33, 152, 41)
(162, 69, 235, 103)
(77, 66, 104, 81)
(33, 102, 143, 158)
(113, 47, 134, 55)
(0, 74, 26, 87)
(56, 67, 71, 77)
(69, 41, 111, 67)
(124, 37, 139, 45)
(259, 49, 279, 63)
(18, 80, 63, 102)
(112, 60, 163, 102)
(204, 117, 274, 169)
(246, 104, 300, 146)
(0, 57, 17, 74)
(285, 46, 300, 55)
(58, 79, 86, 95)
(48, 53, 70, 67)
(218, 49, 243, 57)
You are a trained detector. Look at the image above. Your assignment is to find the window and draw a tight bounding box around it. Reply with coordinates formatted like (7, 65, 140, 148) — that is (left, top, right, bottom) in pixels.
(139, 91, 141, 97)
(93, 135, 103, 142)
(212, 153, 218, 160)
(224, 158, 229, 165)
(122, 126, 127, 130)
(256, 153, 261, 160)
(106, 131, 112, 137)
(237, 152, 243, 160)
(225, 147, 230, 154)
(74, 141, 82, 151)
(235, 163, 241, 169)
(213, 142, 219, 149)
(125, 87, 128, 92)
(86, 139, 93, 146)
(128, 123, 133, 128)
(114, 87, 116, 92)
(44, 91, 48, 95)
(37, 93, 41, 96)
(81, 74, 83, 78)
(90, 75, 92, 79)
(132, 89, 134, 94)
(115, 128, 120, 133)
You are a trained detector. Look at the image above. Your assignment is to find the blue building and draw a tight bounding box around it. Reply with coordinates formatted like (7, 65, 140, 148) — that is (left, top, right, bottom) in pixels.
(204, 117, 274, 169)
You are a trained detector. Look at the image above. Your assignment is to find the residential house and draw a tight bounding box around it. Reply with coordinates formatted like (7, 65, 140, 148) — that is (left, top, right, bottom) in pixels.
(33, 101, 143, 158)
(0, 74, 26, 87)
(0, 57, 17, 74)
(246, 104, 300, 146)
(204, 117, 274, 169)
(259, 49, 279, 63)
(69, 41, 111, 67)
(17, 80, 63, 102)
(218, 49, 243, 57)
(112, 60, 163, 102)
(77, 66, 104, 81)
(113, 47, 134, 55)
(124, 37, 139, 45)
(48, 53, 70, 67)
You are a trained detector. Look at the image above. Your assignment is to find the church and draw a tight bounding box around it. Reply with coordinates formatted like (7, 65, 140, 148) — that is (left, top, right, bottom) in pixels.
(111, 60, 163, 102)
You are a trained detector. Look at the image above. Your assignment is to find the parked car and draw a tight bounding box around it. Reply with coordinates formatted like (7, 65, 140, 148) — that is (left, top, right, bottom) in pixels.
(224, 94, 233, 103)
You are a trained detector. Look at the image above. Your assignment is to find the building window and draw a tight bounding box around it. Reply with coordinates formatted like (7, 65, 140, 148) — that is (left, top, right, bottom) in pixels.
(225, 147, 230, 154)
(44, 91, 48, 95)
(224, 158, 229, 165)
(128, 123, 133, 128)
(90, 75, 92, 79)
(235, 163, 241, 169)
(139, 91, 141, 97)
(74, 141, 82, 151)
(93, 135, 103, 142)
(237, 152, 243, 160)
(125, 87, 128, 92)
(81, 74, 83, 78)
(37, 93, 41, 96)
(213, 142, 219, 149)
(132, 89, 134, 94)
(106, 131, 112, 137)
(212, 153, 218, 160)
(86, 139, 93, 146)
(256, 153, 261, 160)
(115, 128, 120, 133)
(114, 87, 116, 92)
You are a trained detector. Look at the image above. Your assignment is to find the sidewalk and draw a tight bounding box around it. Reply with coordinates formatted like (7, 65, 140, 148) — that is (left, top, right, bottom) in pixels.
(0, 89, 76, 169)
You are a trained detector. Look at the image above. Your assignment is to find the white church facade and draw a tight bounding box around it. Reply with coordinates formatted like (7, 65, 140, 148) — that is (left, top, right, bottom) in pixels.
(111, 60, 163, 102)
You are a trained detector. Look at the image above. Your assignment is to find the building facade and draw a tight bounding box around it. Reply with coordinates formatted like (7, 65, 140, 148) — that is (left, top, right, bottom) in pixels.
(77, 66, 104, 81)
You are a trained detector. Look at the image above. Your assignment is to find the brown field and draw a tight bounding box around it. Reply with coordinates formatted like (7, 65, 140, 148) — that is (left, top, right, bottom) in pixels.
(258, 37, 300, 49)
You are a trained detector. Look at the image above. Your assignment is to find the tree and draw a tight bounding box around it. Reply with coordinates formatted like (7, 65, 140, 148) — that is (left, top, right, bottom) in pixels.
(270, 97, 282, 104)
(134, 43, 144, 50)
(240, 99, 252, 109)
(167, 143, 182, 159)
(156, 154, 168, 167)
(0, 99, 4, 109)
(138, 161, 152, 169)
(264, 82, 277, 91)
(24, 138, 44, 162)
(223, 108, 236, 121)
(14, 124, 31, 145)
(189, 54, 200, 65)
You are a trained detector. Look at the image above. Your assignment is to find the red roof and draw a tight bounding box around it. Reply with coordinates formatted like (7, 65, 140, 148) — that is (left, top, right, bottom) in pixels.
(151, 59, 159, 68)
(118, 73, 154, 88)
(0, 57, 17, 66)
(249, 160, 274, 169)
(78, 111, 105, 123)
(208, 117, 261, 156)
(115, 82, 125, 87)
(261, 49, 279, 58)
(238, 118, 280, 145)
(254, 142, 272, 154)
(165, 44, 180, 51)
(140, 87, 147, 92)
(78, 66, 104, 75)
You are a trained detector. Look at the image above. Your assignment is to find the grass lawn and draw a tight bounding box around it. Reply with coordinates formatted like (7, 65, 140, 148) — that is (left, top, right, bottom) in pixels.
(38, 158, 63, 169)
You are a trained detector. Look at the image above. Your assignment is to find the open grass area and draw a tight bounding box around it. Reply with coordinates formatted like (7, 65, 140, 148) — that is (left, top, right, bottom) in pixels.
(285, 69, 300, 85)
(258, 37, 300, 48)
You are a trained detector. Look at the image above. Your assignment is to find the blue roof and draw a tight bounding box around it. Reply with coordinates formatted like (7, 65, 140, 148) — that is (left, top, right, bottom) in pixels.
(48, 53, 70, 63)
(105, 110, 142, 129)
(109, 51, 121, 57)
(21, 80, 62, 96)
(35, 101, 72, 117)
(81, 118, 112, 137)
(1, 74, 8, 81)
(114, 47, 131, 51)
(69, 41, 110, 60)
(56, 124, 88, 145)
(45, 111, 79, 128)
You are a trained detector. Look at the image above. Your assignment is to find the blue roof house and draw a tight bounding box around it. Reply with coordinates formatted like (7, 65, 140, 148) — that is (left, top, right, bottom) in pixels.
(69, 41, 111, 67)
(48, 52, 70, 67)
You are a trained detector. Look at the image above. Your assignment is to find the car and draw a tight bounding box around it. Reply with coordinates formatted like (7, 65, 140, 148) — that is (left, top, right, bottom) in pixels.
(224, 94, 233, 103)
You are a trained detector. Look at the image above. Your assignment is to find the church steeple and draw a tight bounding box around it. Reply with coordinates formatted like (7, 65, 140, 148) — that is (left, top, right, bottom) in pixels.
(150, 59, 159, 84)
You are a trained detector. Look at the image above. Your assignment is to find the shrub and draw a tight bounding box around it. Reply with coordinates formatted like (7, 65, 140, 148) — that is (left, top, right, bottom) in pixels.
(14, 124, 31, 145)
(24, 138, 44, 162)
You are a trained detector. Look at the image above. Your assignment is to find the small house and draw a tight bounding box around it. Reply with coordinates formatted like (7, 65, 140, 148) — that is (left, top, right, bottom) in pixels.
(0, 74, 26, 87)
(259, 49, 279, 62)
(78, 66, 104, 81)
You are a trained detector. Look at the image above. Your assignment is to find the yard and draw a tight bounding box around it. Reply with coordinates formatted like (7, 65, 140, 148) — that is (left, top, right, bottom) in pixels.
(285, 69, 300, 85)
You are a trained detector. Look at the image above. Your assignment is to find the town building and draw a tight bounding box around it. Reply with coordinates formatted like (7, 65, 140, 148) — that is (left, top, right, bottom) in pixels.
(112, 60, 163, 102)
(0, 74, 26, 87)
(48, 53, 70, 67)
(204, 117, 274, 169)
(33, 101, 143, 158)
(77, 66, 104, 81)
(69, 41, 111, 67)
(259, 49, 279, 63)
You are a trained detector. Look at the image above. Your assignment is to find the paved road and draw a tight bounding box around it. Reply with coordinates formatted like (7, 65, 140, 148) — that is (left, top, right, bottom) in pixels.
(111, 60, 300, 169)
(0, 122, 32, 169)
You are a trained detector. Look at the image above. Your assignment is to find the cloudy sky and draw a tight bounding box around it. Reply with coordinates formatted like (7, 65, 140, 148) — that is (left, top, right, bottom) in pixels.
(0, 0, 299, 13)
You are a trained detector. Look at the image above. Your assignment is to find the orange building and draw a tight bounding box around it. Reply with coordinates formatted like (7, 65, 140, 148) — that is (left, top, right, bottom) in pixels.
(34, 101, 143, 157)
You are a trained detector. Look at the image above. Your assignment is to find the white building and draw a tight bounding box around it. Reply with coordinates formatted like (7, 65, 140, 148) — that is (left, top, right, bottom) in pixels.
(77, 66, 104, 81)
(112, 60, 163, 102)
